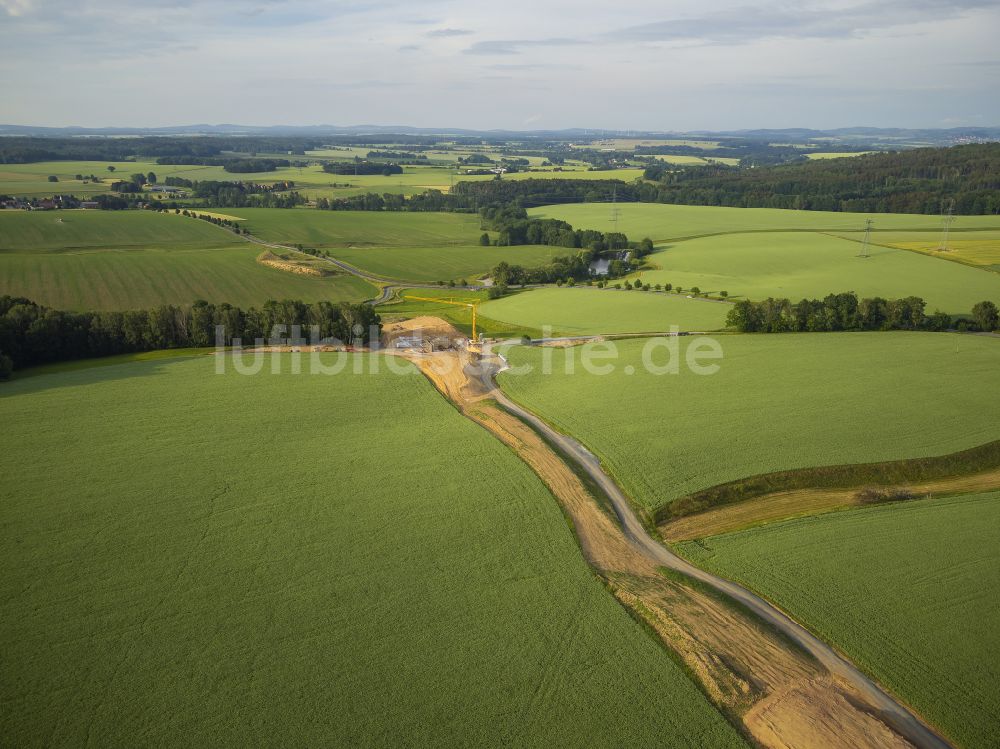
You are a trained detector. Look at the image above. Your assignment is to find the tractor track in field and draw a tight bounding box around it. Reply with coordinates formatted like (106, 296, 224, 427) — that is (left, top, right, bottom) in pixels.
(398, 332, 954, 749)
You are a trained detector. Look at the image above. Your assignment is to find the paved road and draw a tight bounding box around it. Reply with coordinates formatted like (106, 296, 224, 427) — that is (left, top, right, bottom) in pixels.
(477, 349, 952, 749)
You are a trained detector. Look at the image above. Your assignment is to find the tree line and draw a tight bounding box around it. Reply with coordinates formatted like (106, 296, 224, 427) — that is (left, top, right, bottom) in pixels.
(155, 157, 292, 173)
(725, 292, 999, 333)
(479, 205, 631, 249)
(322, 162, 403, 176)
(0, 296, 381, 378)
(314, 179, 636, 212)
(640, 144, 1000, 215)
(0, 136, 330, 164)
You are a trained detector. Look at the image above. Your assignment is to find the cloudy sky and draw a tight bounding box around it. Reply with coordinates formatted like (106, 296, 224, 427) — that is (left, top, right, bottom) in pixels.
(1, 0, 998, 130)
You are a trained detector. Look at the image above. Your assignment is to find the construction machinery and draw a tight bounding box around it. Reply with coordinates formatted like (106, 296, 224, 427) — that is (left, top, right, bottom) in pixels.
(403, 295, 481, 350)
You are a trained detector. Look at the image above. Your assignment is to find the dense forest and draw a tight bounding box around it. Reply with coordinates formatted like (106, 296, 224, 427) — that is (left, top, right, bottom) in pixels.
(0, 296, 380, 377)
(322, 162, 403, 176)
(155, 157, 292, 172)
(452, 178, 634, 207)
(640, 144, 1000, 214)
(0, 136, 319, 164)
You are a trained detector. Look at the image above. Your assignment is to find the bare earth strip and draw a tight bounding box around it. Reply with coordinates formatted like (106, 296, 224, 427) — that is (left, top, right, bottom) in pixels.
(389, 325, 950, 749)
(661, 467, 1000, 541)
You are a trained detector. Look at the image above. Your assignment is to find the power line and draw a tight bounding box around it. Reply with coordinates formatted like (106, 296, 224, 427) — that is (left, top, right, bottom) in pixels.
(610, 184, 621, 233)
(938, 199, 955, 252)
(859, 218, 873, 258)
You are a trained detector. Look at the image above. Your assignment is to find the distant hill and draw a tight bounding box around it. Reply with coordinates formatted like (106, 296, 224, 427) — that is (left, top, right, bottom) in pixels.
(1, 123, 998, 146)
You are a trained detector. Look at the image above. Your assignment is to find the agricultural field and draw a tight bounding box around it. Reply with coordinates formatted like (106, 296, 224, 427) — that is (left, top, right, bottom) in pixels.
(0, 208, 246, 252)
(331, 244, 567, 283)
(529, 204, 1000, 313)
(529, 202, 1000, 242)
(479, 287, 730, 335)
(677, 490, 1000, 749)
(0, 354, 744, 748)
(0, 246, 375, 310)
(0, 210, 375, 309)
(804, 151, 874, 159)
(236, 208, 568, 282)
(631, 231, 1000, 314)
(238, 208, 483, 247)
(833, 229, 1000, 270)
(497, 333, 1000, 515)
(0, 159, 646, 202)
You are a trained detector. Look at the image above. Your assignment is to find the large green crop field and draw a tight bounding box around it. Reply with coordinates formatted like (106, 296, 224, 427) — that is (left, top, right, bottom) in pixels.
(479, 287, 731, 335)
(236, 209, 569, 282)
(633, 232, 1000, 314)
(238, 208, 482, 247)
(0, 209, 246, 252)
(528, 204, 1000, 314)
(498, 333, 1000, 514)
(0, 210, 376, 309)
(677, 490, 1000, 749)
(530, 203, 1000, 241)
(0, 355, 744, 748)
(0, 246, 375, 310)
(333, 244, 567, 282)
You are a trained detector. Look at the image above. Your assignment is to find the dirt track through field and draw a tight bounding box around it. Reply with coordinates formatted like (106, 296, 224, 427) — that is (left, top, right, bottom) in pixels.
(395, 329, 953, 749)
(661, 467, 1000, 541)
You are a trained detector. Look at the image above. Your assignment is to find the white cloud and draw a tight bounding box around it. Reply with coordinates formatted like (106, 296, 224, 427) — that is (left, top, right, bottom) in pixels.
(0, 0, 997, 129)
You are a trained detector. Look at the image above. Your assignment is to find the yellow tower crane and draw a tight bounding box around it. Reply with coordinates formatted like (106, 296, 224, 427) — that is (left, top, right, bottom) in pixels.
(403, 295, 481, 346)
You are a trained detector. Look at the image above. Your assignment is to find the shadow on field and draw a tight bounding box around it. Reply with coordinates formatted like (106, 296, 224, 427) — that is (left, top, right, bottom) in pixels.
(0, 355, 209, 398)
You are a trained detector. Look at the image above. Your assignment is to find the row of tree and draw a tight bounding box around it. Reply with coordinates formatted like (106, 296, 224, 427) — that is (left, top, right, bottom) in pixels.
(725, 292, 1000, 333)
(479, 205, 632, 249)
(322, 161, 403, 176)
(641, 144, 1000, 214)
(154, 157, 292, 173)
(0, 296, 381, 377)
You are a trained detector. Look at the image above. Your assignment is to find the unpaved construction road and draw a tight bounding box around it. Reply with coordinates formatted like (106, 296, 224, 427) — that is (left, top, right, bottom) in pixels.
(483, 356, 949, 748)
(245, 215, 959, 747)
(318, 230, 959, 747)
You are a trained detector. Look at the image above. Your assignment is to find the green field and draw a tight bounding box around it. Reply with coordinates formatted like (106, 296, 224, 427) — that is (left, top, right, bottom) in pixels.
(632, 232, 1000, 314)
(238, 208, 482, 247)
(526, 204, 1000, 313)
(334, 244, 568, 282)
(498, 333, 1000, 514)
(677, 491, 1000, 749)
(236, 209, 570, 282)
(0, 355, 744, 747)
(529, 203, 1000, 242)
(0, 246, 375, 310)
(0, 160, 646, 201)
(479, 287, 731, 335)
(805, 151, 874, 159)
(0, 209, 246, 252)
(0, 210, 376, 309)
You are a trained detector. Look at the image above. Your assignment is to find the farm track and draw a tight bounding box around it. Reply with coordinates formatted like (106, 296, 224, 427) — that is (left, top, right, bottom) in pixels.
(398, 336, 954, 749)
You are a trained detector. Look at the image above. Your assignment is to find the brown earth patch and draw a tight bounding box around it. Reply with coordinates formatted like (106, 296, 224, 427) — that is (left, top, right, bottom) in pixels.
(257, 250, 330, 277)
(661, 467, 1000, 541)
